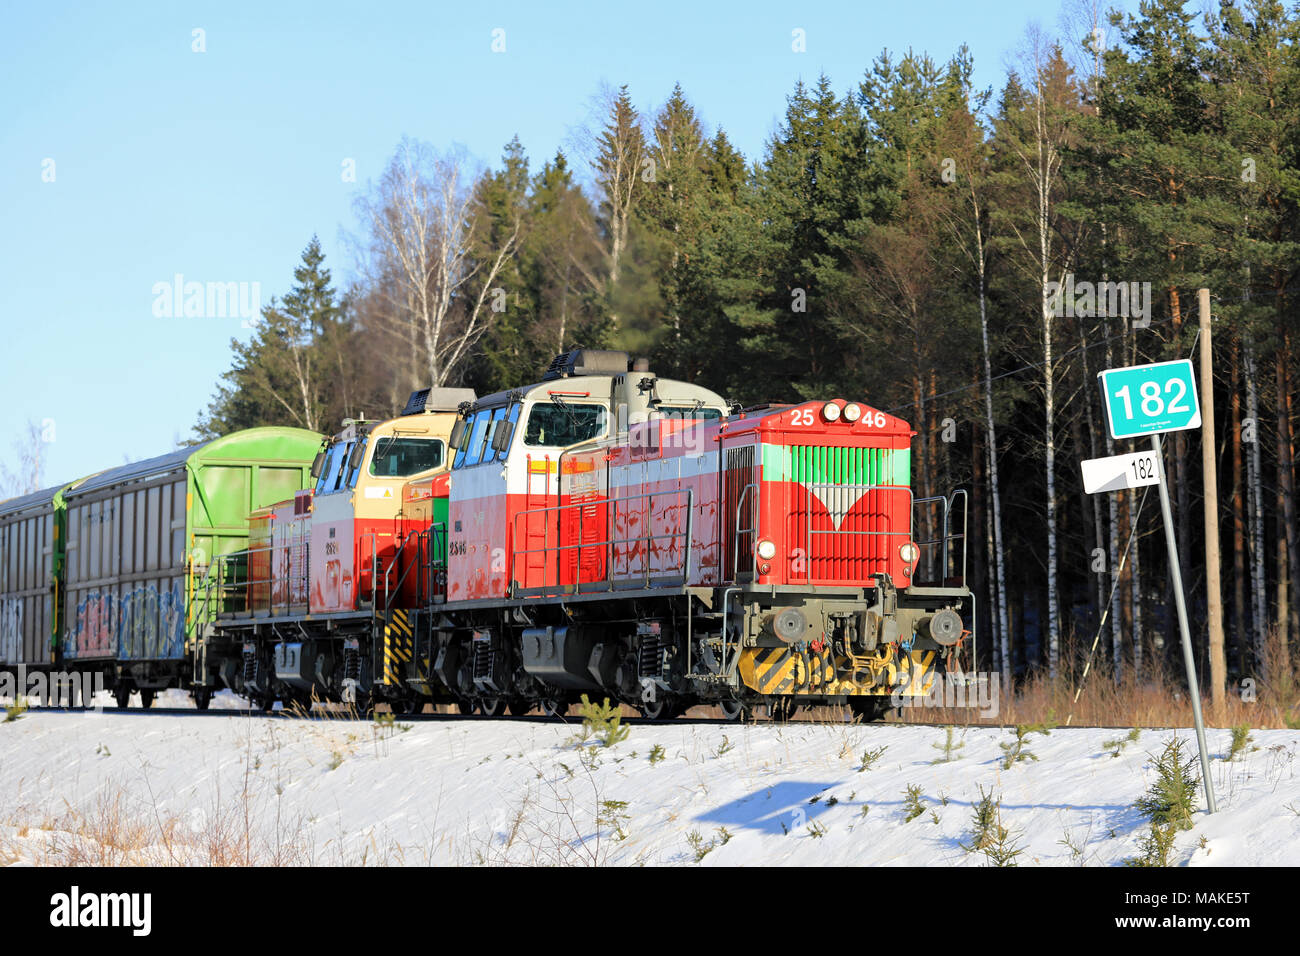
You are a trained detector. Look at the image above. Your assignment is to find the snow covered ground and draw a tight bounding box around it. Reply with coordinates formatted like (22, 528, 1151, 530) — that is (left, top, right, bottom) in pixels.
(1, 703, 1297, 866)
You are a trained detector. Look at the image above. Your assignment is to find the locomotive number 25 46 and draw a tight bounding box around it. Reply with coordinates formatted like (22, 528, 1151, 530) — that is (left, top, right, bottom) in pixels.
(791, 408, 888, 427)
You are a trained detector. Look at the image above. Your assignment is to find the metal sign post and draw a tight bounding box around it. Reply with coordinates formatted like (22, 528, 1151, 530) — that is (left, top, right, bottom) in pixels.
(1150, 433, 1217, 813)
(1095, 359, 1217, 814)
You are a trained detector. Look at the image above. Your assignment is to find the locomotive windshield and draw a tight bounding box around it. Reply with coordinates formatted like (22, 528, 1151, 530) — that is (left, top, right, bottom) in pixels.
(368, 437, 445, 478)
(524, 402, 607, 447)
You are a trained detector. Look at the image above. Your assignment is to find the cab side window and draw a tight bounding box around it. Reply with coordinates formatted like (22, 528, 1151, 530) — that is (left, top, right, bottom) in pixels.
(496, 403, 521, 461)
(454, 411, 493, 469)
(482, 406, 508, 460)
(454, 407, 513, 469)
(463, 412, 490, 467)
(331, 441, 354, 493)
(314, 443, 346, 495)
(453, 411, 477, 469)
(346, 438, 366, 489)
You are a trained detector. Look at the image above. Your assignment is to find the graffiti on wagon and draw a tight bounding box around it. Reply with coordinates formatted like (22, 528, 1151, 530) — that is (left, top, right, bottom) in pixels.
(69, 582, 184, 659)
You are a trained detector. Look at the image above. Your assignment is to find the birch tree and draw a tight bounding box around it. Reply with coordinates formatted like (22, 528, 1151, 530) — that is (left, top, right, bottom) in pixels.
(356, 138, 520, 392)
(934, 91, 1013, 688)
(994, 34, 1082, 677)
(0, 419, 48, 498)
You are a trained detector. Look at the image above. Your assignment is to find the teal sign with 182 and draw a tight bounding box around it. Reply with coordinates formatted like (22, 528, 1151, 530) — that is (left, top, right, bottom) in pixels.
(1098, 359, 1202, 440)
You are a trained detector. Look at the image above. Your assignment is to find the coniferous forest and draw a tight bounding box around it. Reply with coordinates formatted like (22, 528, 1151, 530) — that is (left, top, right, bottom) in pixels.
(197, 0, 1300, 712)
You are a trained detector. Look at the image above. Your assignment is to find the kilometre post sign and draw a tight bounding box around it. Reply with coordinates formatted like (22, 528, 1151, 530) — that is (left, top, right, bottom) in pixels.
(1097, 359, 1201, 440)
(1093, 353, 1218, 814)
(1080, 450, 1161, 494)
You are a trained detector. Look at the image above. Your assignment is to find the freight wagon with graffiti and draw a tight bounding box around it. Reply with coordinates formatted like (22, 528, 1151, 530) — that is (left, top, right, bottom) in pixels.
(0, 428, 319, 707)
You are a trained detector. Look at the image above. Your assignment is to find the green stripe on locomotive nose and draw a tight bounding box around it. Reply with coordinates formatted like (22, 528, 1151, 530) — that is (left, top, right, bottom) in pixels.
(761, 444, 911, 486)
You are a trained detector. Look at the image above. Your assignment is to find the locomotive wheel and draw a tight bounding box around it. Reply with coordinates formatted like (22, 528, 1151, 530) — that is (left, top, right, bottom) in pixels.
(718, 699, 750, 722)
(388, 698, 413, 716)
(541, 698, 569, 718)
(508, 698, 533, 717)
(455, 698, 477, 715)
(480, 696, 508, 717)
(639, 696, 679, 720)
(260, 695, 275, 713)
(140, 689, 156, 709)
(113, 686, 132, 710)
(193, 688, 213, 711)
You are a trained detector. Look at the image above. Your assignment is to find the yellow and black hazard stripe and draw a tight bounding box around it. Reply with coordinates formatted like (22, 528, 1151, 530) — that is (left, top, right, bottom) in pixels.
(894, 648, 937, 696)
(738, 646, 836, 695)
(739, 644, 940, 698)
(382, 608, 414, 686)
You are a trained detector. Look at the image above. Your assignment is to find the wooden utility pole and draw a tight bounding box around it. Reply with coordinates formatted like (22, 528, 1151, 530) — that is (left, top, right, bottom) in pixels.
(1199, 288, 1226, 711)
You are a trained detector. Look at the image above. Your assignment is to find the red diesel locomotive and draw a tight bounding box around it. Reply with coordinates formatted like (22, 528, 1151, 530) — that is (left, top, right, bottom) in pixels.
(198, 349, 972, 720)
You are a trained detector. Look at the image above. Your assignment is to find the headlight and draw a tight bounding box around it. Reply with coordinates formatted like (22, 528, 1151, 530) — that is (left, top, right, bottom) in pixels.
(900, 542, 920, 564)
(756, 539, 777, 560)
(842, 403, 862, 422)
(822, 402, 841, 422)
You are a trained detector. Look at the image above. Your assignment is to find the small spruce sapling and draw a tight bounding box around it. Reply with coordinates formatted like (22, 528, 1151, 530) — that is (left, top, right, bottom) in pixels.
(1102, 728, 1141, 759)
(960, 786, 999, 853)
(1000, 719, 1053, 770)
(1133, 739, 1199, 832)
(930, 727, 966, 764)
(902, 784, 926, 822)
(575, 695, 629, 747)
(857, 745, 888, 772)
(1225, 724, 1254, 761)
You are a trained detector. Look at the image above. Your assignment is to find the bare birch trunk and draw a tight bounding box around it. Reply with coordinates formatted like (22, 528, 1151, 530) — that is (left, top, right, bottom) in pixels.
(1231, 337, 1246, 675)
(1244, 335, 1267, 665)
(1277, 339, 1297, 672)
(978, 252, 1011, 689)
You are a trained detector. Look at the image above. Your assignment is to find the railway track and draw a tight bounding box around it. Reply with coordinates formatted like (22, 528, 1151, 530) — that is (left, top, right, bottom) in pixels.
(14, 702, 1177, 731)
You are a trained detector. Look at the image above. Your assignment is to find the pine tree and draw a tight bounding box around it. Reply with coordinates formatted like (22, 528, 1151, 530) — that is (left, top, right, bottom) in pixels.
(1206, 0, 1300, 667)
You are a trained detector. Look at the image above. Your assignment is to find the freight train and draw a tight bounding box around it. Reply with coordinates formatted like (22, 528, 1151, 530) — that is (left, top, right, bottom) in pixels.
(0, 350, 972, 721)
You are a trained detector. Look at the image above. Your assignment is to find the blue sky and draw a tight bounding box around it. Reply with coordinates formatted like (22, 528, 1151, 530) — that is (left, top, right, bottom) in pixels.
(0, 0, 1140, 487)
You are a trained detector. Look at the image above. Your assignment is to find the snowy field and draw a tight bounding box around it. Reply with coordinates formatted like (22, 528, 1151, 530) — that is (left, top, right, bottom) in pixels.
(1, 700, 1297, 866)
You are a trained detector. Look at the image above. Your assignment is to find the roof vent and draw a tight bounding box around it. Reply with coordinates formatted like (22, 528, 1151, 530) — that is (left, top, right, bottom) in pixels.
(542, 349, 630, 381)
(401, 387, 478, 416)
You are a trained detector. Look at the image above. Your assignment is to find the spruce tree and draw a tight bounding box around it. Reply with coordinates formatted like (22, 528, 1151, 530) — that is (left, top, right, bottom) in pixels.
(197, 236, 346, 438)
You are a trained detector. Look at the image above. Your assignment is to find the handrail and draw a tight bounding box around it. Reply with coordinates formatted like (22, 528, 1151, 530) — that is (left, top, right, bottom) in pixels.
(196, 538, 310, 620)
(912, 489, 968, 587)
(510, 489, 694, 598)
(730, 482, 758, 583)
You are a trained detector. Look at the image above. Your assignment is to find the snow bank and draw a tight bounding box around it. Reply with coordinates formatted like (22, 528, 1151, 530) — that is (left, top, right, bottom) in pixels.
(0, 710, 1295, 866)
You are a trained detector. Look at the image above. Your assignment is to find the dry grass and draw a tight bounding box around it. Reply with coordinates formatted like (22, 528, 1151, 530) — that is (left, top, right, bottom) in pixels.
(901, 626, 1300, 729)
(0, 774, 425, 866)
(0, 781, 422, 867)
(0, 715, 425, 867)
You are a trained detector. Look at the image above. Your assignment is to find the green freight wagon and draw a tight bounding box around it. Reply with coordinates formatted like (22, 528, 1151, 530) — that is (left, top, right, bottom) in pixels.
(61, 427, 322, 697)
